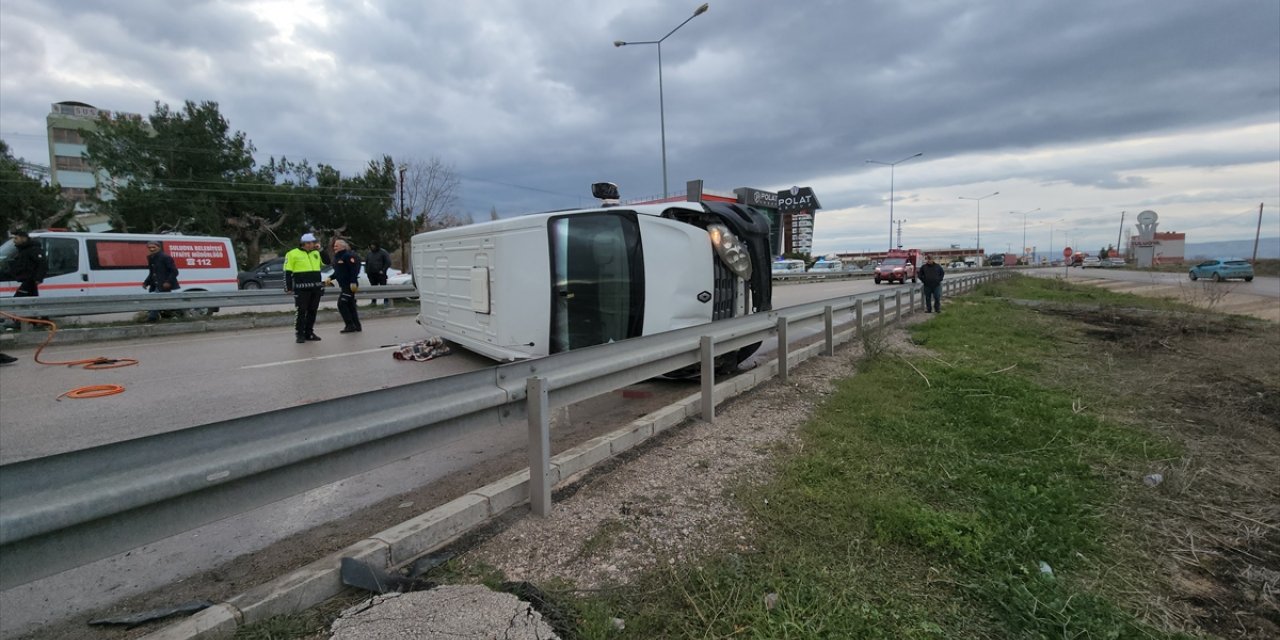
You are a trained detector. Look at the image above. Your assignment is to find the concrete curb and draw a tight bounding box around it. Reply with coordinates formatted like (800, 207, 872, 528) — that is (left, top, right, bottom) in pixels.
(135, 316, 862, 639)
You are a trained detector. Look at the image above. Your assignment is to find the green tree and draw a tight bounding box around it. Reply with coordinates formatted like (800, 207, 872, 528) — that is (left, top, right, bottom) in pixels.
(83, 100, 257, 236)
(304, 156, 398, 251)
(0, 139, 69, 233)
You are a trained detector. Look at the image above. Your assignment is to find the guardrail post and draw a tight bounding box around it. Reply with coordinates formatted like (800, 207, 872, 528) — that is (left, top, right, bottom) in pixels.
(878, 294, 886, 330)
(855, 298, 863, 335)
(909, 287, 916, 313)
(700, 336, 715, 423)
(526, 376, 552, 517)
(776, 316, 789, 383)
(823, 306, 834, 356)
(894, 290, 902, 322)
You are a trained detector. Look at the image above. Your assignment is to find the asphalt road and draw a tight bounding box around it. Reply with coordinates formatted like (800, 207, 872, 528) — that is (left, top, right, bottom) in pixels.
(1056, 265, 1280, 297)
(0, 275, 905, 636)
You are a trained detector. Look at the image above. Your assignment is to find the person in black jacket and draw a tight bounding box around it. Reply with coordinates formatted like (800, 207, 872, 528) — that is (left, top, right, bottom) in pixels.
(142, 240, 181, 322)
(330, 238, 363, 333)
(7, 230, 46, 297)
(363, 242, 392, 307)
(918, 255, 945, 313)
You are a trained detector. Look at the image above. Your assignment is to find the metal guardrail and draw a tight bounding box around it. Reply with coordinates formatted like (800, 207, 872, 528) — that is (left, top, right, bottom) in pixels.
(0, 285, 420, 320)
(0, 273, 1000, 589)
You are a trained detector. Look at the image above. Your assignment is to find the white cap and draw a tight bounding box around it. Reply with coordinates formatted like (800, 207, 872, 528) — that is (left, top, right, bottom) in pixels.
(300, 233, 317, 243)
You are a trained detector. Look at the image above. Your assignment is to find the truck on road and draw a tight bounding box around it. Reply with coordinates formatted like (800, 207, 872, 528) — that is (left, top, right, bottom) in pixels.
(873, 248, 920, 284)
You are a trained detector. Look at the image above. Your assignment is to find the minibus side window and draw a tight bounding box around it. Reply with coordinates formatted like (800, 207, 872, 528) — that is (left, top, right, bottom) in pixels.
(548, 212, 645, 353)
(42, 237, 80, 278)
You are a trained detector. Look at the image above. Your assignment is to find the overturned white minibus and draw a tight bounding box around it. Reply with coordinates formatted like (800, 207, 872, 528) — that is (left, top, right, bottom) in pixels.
(412, 185, 772, 367)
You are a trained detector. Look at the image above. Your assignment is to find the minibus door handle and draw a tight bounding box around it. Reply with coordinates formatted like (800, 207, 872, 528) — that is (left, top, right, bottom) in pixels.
(82, 273, 89, 282)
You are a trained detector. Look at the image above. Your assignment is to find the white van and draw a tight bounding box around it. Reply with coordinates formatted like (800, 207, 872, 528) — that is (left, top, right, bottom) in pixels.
(807, 259, 842, 273)
(771, 259, 806, 275)
(412, 189, 772, 367)
(0, 231, 239, 301)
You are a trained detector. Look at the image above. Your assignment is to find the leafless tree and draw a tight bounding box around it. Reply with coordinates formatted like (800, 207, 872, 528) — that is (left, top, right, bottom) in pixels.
(402, 157, 466, 233)
(226, 212, 290, 267)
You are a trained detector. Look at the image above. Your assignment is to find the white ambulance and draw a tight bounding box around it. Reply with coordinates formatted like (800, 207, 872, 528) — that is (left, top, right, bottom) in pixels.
(0, 231, 240, 303)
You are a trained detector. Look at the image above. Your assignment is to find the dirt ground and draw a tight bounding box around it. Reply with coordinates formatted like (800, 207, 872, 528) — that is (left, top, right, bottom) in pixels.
(1053, 305, 1280, 638)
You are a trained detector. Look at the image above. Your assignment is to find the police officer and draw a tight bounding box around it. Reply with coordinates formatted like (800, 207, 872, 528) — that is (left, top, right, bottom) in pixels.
(330, 238, 362, 333)
(285, 233, 325, 343)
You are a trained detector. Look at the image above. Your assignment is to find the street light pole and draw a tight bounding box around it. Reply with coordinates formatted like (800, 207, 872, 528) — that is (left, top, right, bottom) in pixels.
(959, 192, 999, 264)
(615, 3, 710, 199)
(1008, 207, 1040, 261)
(866, 152, 923, 251)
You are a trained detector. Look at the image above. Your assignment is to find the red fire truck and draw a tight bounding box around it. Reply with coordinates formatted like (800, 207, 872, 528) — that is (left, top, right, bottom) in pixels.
(874, 249, 920, 284)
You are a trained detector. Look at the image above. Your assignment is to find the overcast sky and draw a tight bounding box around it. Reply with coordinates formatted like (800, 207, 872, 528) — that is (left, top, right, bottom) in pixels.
(2, 0, 1277, 256)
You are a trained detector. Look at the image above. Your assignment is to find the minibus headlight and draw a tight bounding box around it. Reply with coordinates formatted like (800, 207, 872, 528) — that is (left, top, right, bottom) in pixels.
(707, 224, 753, 280)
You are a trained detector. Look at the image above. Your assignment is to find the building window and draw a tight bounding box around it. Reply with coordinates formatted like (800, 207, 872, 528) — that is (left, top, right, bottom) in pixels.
(51, 128, 85, 144)
(54, 155, 91, 171)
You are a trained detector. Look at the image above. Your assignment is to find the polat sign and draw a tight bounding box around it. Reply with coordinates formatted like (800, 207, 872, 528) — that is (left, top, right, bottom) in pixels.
(776, 186, 821, 213)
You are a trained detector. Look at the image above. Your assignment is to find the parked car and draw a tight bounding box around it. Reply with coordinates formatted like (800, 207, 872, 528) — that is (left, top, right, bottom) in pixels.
(1188, 258, 1254, 282)
(238, 257, 411, 289)
(1080, 256, 1102, 268)
(1103, 257, 1126, 268)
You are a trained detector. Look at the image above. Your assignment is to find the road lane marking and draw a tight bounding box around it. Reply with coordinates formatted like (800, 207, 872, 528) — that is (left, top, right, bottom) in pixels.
(240, 347, 396, 369)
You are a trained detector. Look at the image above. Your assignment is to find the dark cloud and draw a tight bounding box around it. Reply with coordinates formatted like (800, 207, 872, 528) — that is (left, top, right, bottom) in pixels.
(1, 0, 1276, 243)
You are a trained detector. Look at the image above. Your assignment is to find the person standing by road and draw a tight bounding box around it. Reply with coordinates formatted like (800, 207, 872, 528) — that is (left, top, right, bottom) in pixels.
(363, 241, 392, 307)
(141, 240, 181, 323)
(7, 230, 46, 298)
(285, 233, 326, 343)
(330, 238, 363, 333)
(919, 254, 945, 313)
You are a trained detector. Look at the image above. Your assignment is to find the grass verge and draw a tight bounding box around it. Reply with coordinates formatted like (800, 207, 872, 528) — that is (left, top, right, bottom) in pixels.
(565, 275, 1276, 638)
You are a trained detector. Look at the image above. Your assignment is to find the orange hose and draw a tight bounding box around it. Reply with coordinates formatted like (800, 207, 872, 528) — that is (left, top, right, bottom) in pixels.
(57, 384, 127, 400)
(1, 311, 138, 398)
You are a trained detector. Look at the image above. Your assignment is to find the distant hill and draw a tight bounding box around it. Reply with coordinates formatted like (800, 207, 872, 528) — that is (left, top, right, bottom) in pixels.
(1182, 237, 1279, 260)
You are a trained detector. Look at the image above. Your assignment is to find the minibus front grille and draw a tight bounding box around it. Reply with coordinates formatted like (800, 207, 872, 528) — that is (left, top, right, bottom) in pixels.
(712, 259, 737, 320)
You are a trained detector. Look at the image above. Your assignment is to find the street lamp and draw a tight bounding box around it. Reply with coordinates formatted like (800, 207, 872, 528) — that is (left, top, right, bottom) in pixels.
(615, 3, 710, 199)
(866, 152, 923, 250)
(958, 191, 999, 263)
(1008, 207, 1040, 260)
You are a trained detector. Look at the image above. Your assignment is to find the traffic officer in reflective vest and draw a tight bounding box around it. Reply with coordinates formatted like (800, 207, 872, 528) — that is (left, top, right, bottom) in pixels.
(285, 232, 325, 343)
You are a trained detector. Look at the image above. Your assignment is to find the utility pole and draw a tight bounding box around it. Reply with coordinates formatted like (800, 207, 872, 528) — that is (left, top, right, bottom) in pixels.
(1253, 202, 1264, 264)
(1116, 211, 1125, 258)
(895, 219, 905, 249)
(398, 164, 408, 271)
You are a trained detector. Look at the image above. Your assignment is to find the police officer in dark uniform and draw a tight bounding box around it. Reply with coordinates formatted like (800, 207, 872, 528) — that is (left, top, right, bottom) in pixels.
(330, 238, 362, 333)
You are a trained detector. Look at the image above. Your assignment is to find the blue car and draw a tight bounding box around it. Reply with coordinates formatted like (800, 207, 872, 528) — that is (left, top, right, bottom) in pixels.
(1188, 258, 1254, 282)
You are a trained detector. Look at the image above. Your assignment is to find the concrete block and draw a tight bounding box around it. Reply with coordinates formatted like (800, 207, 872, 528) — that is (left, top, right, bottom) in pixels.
(648, 403, 688, 434)
(230, 538, 388, 626)
(551, 435, 613, 479)
(151, 321, 206, 336)
(469, 470, 531, 516)
(136, 603, 240, 640)
(604, 422, 654, 456)
(209, 316, 256, 332)
(376, 494, 490, 566)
